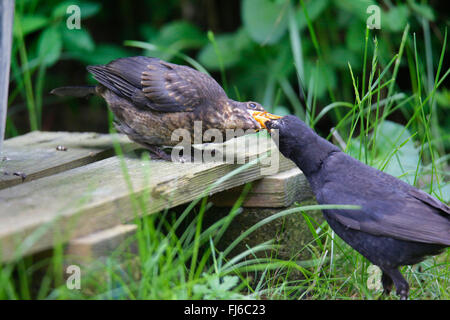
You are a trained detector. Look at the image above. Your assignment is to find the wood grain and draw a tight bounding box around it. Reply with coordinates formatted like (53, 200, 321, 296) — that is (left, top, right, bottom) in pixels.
(0, 131, 137, 189)
(212, 168, 314, 207)
(0, 132, 295, 262)
(66, 224, 138, 262)
(0, 0, 15, 154)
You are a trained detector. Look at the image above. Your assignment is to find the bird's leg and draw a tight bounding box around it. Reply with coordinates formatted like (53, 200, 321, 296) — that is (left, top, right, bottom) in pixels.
(143, 144, 198, 162)
(383, 268, 409, 300)
(144, 145, 173, 161)
(381, 272, 393, 297)
(167, 145, 197, 163)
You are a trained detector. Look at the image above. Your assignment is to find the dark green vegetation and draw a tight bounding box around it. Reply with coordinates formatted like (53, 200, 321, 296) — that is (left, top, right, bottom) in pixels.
(2, 0, 449, 299)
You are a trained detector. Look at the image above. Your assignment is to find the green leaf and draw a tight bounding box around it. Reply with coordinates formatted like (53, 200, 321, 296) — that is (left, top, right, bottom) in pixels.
(37, 26, 63, 66)
(328, 47, 360, 70)
(346, 20, 367, 53)
(296, 0, 329, 31)
(71, 44, 132, 66)
(434, 183, 450, 202)
(139, 24, 158, 42)
(383, 5, 409, 32)
(242, 0, 289, 45)
(409, 2, 435, 21)
(348, 121, 421, 185)
(52, 1, 101, 19)
(198, 34, 239, 70)
(78, 2, 102, 18)
(304, 61, 337, 99)
(198, 30, 251, 70)
(52, 1, 75, 18)
(13, 14, 49, 37)
(62, 27, 95, 52)
(435, 89, 450, 108)
(192, 275, 245, 299)
(373, 121, 420, 184)
(333, 0, 377, 21)
(273, 105, 291, 116)
(153, 21, 207, 49)
(347, 138, 367, 161)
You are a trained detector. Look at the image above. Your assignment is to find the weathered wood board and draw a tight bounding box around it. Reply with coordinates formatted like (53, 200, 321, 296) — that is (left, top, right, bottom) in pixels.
(0, 131, 137, 189)
(0, 0, 15, 154)
(0, 131, 295, 262)
(66, 224, 138, 263)
(212, 167, 314, 207)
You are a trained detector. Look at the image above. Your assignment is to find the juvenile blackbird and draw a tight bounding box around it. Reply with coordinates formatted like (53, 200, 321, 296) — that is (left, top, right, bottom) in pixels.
(51, 56, 267, 160)
(257, 115, 450, 299)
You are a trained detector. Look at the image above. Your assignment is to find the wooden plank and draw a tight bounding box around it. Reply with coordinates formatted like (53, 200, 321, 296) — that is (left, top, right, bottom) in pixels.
(212, 168, 314, 207)
(0, 133, 294, 262)
(0, 131, 137, 189)
(65, 224, 138, 263)
(0, 0, 14, 154)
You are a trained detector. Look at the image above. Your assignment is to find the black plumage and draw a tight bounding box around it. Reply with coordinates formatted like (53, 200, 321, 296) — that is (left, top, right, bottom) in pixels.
(265, 115, 449, 299)
(52, 56, 266, 160)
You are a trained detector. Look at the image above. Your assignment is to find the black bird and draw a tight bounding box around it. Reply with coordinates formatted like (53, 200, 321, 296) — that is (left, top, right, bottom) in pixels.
(258, 115, 450, 299)
(51, 56, 268, 160)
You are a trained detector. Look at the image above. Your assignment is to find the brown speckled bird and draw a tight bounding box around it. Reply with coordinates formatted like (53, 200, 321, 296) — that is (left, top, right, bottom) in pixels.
(51, 56, 268, 160)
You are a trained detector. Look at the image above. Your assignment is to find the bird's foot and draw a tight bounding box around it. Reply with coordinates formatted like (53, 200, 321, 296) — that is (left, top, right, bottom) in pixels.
(168, 146, 199, 163)
(146, 145, 173, 161)
(382, 268, 409, 300)
(397, 289, 409, 300)
(145, 145, 197, 163)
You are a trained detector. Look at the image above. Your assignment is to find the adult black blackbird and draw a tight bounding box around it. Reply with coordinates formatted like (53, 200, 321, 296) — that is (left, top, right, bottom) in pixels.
(260, 115, 450, 299)
(51, 56, 268, 160)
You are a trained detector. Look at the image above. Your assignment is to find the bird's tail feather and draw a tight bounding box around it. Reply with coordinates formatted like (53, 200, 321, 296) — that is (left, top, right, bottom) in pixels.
(50, 85, 97, 98)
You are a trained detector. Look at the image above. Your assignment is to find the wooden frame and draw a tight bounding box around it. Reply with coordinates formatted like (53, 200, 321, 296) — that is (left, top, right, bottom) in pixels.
(0, 0, 14, 154)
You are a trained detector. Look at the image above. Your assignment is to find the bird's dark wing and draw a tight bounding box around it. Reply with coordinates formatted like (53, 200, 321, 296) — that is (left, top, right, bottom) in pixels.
(317, 153, 450, 246)
(140, 60, 228, 112)
(87, 56, 228, 112)
(87, 57, 146, 101)
(408, 187, 450, 215)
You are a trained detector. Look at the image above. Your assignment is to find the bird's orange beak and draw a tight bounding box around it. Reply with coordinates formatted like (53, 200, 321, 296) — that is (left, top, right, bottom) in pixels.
(251, 111, 282, 129)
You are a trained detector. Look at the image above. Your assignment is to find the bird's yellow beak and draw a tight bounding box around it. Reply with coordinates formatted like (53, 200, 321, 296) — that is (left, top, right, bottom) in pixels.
(250, 111, 282, 129)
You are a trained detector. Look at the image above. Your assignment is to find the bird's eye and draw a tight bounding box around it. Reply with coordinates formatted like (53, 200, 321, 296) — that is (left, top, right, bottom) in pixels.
(248, 102, 257, 109)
